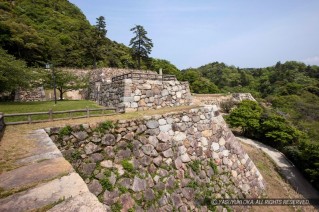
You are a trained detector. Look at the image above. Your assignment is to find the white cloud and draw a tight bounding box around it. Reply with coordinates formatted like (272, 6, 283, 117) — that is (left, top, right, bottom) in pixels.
(302, 56, 319, 65)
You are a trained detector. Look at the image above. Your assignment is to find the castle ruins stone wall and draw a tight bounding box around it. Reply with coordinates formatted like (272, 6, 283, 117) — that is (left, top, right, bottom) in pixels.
(91, 78, 193, 112)
(47, 106, 265, 211)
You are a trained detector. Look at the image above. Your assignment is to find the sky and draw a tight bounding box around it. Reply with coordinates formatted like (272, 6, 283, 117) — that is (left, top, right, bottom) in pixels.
(69, 0, 319, 69)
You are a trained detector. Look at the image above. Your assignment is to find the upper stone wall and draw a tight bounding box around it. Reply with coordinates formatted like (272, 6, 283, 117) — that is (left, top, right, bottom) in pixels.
(47, 106, 265, 211)
(193, 93, 256, 107)
(92, 79, 193, 112)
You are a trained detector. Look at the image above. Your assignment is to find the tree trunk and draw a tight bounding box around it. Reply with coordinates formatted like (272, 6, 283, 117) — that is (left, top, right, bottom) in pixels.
(58, 88, 63, 100)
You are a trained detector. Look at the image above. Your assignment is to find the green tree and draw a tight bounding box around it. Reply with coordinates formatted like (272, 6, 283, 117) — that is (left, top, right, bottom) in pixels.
(45, 69, 86, 100)
(129, 25, 153, 69)
(226, 100, 262, 137)
(0, 47, 32, 93)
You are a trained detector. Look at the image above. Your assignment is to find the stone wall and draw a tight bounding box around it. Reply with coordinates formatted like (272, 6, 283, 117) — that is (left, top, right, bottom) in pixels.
(193, 93, 256, 107)
(14, 86, 46, 102)
(47, 106, 265, 211)
(93, 79, 193, 112)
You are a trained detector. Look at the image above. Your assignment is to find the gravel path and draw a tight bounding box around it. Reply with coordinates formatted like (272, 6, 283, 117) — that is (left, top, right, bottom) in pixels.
(237, 136, 319, 200)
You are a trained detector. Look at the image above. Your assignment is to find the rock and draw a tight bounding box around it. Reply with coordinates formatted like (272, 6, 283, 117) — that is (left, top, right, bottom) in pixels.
(123, 132, 134, 141)
(100, 160, 113, 168)
(178, 146, 187, 155)
(120, 193, 135, 211)
(90, 153, 104, 163)
(88, 179, 103, 196)
(173, 132, 186, 142)
(80, 163, 96, 177)
(171, 193, 183, 208)
(109, 172, 117, 186)
(136, 124, 147, 134)
(174, 157, 183, 169)
(200, 137, 208, 147)
(158, 118, 167, 125)
(211, 142, 220, 151)
(223, 157, 229, 165)
(139, 155, 152, 166)
(116, 149, 132, 159)
(159, 124, 172, 132)
(202, 130, 212, 137)
(102, 134, 116, 146)
(163, 148, 174, 158)
(134, 95, 141, 101)
(176, 92, 182, 98)
(103, 190, 119, 205)
(118, 178, 132, 189)
(72, 131, 88, 141)
(132, 176, 147, 192)
(158, 195, 169, 206)
(84, 143, 101, 155)
(148, 136, 159, 147)
(157, 132, 171, 142)
(142, 144, 155, 156)
(181, 153, 191, 162)
(161, 89, 169, 96)
(192, 116, 200, 122)
(222, 150, 229, 157)
(144, 189, 155, 201)
(182, 116, 190, 122)
(153, 156, 163, 166)
(104, 146, 115, 158)
(182, 187, 195, 200)
(145, 128, 160, 136)
(146, 120, 159, 129)
(219, 137, 226, 146)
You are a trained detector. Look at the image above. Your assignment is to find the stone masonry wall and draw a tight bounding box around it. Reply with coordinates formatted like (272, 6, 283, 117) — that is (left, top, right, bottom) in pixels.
(93, 79, 193, 112)
(47, 106, 265, 211)
(193, 93, 256, 108)
(14, 86, 46, 102)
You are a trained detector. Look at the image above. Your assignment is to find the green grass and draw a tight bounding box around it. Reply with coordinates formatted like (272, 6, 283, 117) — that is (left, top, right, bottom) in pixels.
(0, 100, 110, 123)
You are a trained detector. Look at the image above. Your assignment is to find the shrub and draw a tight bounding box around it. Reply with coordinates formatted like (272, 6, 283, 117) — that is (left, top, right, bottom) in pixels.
(100, 178, 113, 191)
(121, 159, 134, 173)
(58, 125, 72, 138)
(188, 160, 201, 173)
(220, 100, 238, 113)
(95, 121, 114, 133)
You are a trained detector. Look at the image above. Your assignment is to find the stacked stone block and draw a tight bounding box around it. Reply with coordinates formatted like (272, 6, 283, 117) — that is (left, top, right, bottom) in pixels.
(47, 106, 265, 211)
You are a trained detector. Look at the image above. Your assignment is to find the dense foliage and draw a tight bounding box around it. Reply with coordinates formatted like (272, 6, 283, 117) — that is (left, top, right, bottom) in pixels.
(1, 0, 318, 191)
(226, 100, 318, 189)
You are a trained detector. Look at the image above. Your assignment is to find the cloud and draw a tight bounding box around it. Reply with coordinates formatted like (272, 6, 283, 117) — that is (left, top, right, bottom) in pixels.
(302, 56, 319, 65)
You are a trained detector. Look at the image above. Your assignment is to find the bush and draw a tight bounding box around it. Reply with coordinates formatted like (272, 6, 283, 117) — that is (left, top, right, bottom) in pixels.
(220, 100, 238, 113)
(58, 125, 72, 138)
(95, 121, 114, 133)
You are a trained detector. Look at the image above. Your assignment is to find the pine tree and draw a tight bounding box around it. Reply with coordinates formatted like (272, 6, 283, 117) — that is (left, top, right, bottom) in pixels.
(129, 25, 153, 69)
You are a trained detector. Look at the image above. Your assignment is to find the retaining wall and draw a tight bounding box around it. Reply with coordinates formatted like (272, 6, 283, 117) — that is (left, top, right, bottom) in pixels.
(47, 106, 265, 211)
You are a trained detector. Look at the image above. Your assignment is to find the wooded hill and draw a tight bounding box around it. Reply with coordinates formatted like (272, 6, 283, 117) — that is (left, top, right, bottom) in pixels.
(0, 0, 318, 190)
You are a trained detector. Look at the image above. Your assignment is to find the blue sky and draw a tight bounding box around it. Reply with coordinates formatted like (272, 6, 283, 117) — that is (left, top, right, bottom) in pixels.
(69, 0, 319, 69)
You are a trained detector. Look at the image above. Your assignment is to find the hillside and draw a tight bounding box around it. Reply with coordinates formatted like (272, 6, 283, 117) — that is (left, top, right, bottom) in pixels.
(183, 61, 319, 189)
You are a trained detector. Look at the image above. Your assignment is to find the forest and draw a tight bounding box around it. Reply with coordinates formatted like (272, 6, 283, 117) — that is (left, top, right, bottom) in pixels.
(0, 0, 318, 189)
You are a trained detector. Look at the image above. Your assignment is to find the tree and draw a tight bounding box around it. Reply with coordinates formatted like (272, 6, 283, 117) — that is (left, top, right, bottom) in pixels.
(95, 16, 107, 37)
(0, 47, 32, 94)
(45, 69, 86, 100)
(129, 25, 153, 69)
(226, 100, 262, 137)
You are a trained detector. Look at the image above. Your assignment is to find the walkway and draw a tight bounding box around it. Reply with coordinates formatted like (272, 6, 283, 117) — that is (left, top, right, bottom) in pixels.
(237, 136, 319, 199)
(0, 129, 106, 212)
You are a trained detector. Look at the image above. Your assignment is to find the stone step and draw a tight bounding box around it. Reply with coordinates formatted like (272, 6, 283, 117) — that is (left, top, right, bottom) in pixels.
(0, 172, 88, 212)
(0, 157, 73, 190)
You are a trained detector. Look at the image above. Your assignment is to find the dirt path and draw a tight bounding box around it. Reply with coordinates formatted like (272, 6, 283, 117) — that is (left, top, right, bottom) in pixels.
(237, 136, 319, 200)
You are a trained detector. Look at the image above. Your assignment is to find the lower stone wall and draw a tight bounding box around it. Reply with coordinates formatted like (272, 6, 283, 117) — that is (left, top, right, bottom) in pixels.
(47, 106, 265, 211)
(14, 87, 46, 102)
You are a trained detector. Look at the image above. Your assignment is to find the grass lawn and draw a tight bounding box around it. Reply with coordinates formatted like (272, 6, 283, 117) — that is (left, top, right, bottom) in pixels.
(0, 100, 105, 123)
